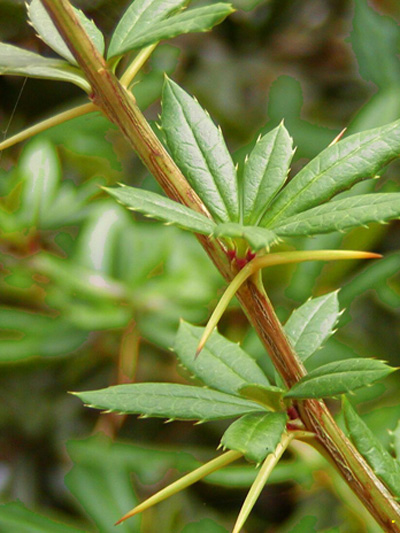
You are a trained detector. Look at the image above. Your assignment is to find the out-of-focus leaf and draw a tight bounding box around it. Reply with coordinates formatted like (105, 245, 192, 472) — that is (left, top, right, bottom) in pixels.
(284, 292, 339, 362)
(28, 0, 105, 65)
(393, 420, 400, 462)
(106, 185, 216, 235)
(162, 78, 239, 223)
(272, 194, 400, 237)
(262, 119, 400, 227)
(74, 383, 265, 421)
(18, 138, 60, 227)
(221, 412, 287, 463)
(243, 123, 294, 225)
(351, 0, 400, 88)
(0, 501, 84, 533)
(174, 321, 270, 395)
(285, 359, 395, 399)
(65, 436, 140, 532)
(213, 223, 278, 251)
(108, 0, 186, 59)
(109, 4, 234, 57)
(343, 398, 400, 497)
(180, 518, 228, 532)
(0, 308, 88, 362)
(0, 43, 89, 91)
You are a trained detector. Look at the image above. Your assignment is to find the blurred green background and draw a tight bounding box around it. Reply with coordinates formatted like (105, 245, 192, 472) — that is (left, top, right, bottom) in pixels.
(0, 0, 400, 531)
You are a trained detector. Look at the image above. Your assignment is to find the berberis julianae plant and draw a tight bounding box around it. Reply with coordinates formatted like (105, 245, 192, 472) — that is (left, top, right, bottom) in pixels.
(1, 0, 400, 531)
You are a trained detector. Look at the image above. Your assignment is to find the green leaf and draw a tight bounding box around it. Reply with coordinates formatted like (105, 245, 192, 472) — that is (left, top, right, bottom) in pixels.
(74, 383, 265, 421)
(239, 384, 285, 412)
(0, 501, 84, 532)
(213, 223, 278, 251)
(284, 291, 339, 362)
(0, 43, 89, 91)
(174, 321, 270, 396)
(162, 78, 239, 223)
(272, 193, 400, 236)
(351, 0, 400, 88)
(28, 0, 105, 65)
(285, 359, 395, 399)
(393, 420, 400, 462)
(221, 412, 287, 463)
(343, 398, 400, 498)
(262, 119, 400, 227)
(108, 0, 187, 59)
(18, 139, 60, 227)
(65, 436, 140, 532)
(243, 123, 294, 225)
(181, 518, 228, 533)
(106, 185, 216, 235)
(109, 3, 234, 57)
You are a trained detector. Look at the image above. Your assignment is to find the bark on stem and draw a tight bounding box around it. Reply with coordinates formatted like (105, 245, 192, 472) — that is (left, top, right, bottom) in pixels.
(40, 1, 400, 530)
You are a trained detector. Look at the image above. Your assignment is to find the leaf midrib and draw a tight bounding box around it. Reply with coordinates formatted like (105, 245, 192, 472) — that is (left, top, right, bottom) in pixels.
(267, 122, 399, 227)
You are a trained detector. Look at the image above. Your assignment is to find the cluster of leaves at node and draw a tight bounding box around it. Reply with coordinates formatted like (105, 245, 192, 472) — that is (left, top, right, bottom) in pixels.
(75, 292, 397, 473)
(0, 0, 233, 92)
(108, 76, 400, 254)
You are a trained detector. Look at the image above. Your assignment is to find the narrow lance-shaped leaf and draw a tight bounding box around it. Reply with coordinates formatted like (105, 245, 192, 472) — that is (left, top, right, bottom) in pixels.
(174, 321, 270, 397)
(108, 0, 187, 59)
(162, 78, 239, 223)
(343, 398, 400, 498)
(213, 223, 278, 251)
(28, 0, 105, 65)
(73, 383, 266, 421)
(105, 185, 216, 235)
(243, 123, 294, 225)
(272, 193, 400, 237)
(284, 291, 340, 363)
(262, 119, 400, 227)
(285, 358, 395, 399)
(392, 420, 400, 463)
(110, 4, 235, 56)
(0, 43, 89, 92)
(221, 412, 287, 463)
(239, 384, 286, 412)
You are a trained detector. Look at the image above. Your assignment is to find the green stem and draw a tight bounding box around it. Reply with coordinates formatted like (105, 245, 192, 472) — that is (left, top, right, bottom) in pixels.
(39, 2, 400, 530)
(120, 44, 158, 88)
(232, 432, 294, 533)
(196, 249, 381, 355)
(115, 450, 242, 524)
(0, 102, 96, 151)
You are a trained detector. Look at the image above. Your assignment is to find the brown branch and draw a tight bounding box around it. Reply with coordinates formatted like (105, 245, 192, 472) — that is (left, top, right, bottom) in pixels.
(40, 1, 400, 529)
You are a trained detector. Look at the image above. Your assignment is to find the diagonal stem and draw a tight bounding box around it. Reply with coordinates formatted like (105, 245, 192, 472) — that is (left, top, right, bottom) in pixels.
(39, 2, 400, 530)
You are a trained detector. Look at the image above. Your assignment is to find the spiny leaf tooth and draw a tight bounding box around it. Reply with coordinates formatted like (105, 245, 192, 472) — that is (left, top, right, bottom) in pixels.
(244, 154, 249, 163)
(164, 418, 175, 424)
(256, 133, 262, 143)
(194, 419, 207, 425)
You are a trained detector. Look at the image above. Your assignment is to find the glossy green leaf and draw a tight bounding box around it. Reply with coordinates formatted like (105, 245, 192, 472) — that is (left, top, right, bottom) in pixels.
(174, 321, 270, 396)
(106, 185, 216, 235)
(0, 43, 89, 91)
(272, 193, 400, 237)
(239, 384, 285, 412)
(28, 0, 105, 65)
(65, 436, 140, 532)
(343, 398, 400, 497)
(110, 3, 234, 56)
(162, 78, 239, 223)
(284, 291, 339, 362)
(285, 359, 395, 399)
(213, 223, 278, 251)
(0, 502, 84, 533)
(351, 0, 400, 88)
(108, 0, 187, 59)
(18, 139, 60, 227)
(221, 412, 287, 463)
(243, 123, 294, 225)
(74, 383, 265, 421)
(262, 119, 400, 227)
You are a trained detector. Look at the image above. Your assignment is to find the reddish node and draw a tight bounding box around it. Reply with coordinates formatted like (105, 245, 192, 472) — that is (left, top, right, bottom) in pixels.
(287, 406, 299, 420)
